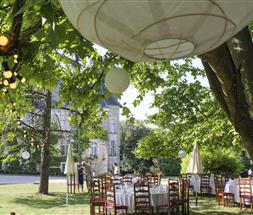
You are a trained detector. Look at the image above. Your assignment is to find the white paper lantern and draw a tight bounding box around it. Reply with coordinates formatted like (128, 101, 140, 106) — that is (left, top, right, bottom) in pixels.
(21, 151, 30, 160)
(60, 1, 253, 62)
(178, 150, 187, 159)
(105, 68, 130, 93)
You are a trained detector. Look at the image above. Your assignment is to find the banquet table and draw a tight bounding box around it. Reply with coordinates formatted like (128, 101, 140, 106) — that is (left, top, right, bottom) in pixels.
(189, 174, 216, 195)
(115, 185, 167, 214)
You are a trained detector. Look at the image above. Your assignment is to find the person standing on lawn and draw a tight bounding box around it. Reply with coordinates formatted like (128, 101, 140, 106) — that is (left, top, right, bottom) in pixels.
(77, 163, 84, 192)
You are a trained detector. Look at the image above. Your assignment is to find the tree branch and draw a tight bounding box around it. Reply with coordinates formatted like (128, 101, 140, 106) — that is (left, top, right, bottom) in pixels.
(59, 106, 82, 115)
(25, 110, 43, 118)
(19, 18, 42, 41)
(19, 119, 43, 134)
(8, 0, 26, 52)
(26, 90, 47, 98)
(51, 129, 74, 133)
(0, 4, 14, 10)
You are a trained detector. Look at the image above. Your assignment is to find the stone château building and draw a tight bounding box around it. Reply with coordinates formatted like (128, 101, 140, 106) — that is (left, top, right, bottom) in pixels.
(55, 96, 121, 175)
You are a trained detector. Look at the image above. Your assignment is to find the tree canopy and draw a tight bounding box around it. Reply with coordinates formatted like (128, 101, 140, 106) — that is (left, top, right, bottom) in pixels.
(1, 0, 253, 193)
(135, 60, 243, 160)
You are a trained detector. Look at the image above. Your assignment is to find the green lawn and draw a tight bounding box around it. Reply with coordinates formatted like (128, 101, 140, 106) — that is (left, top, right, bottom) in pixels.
(190, 195, 252, 215)
(0, 183, 89, 215)
(0, 182, 252, 215)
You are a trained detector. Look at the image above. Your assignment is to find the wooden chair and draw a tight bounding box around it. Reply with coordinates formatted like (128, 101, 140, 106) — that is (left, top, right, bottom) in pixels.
(112, 175, 122, 186)
(157, 178, 180, 214)
(178, 178, 190, 215)
(215, 175, 224, 205)
(100, 175, 113, 199)
(90, 177, 106, 215)
(179, 174, 187, 180)
(66, 174, 76, 194)
(239, 178, 253, 211)
(134, 181, 153, 214)
(105, 183, 128, 215)
(214, 175, 234, 207)
(122, 175, 132, 184)
(200, 173, 211, 194)
(180, 173, 194, 193)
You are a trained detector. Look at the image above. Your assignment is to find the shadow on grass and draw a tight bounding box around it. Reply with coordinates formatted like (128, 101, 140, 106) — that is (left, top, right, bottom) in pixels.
(189, 194, 253, 215)
(10, 192, 89, 209)
(191, 210, 253, 215)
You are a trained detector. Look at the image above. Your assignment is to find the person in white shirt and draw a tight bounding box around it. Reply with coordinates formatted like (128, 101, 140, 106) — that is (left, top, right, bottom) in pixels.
(113, 162, 119, 175)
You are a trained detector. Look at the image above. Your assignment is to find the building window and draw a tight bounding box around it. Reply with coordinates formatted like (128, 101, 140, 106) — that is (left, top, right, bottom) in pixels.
(91, 142, 97, 155)
(60, 162, 66, 172)
(109, 140, 116, 156)
(60, 143, 67, 156)
(110, 119, 116, 133)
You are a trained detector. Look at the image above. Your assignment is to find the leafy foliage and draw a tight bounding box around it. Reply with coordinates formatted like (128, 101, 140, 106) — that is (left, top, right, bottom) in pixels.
(180, 148, 244, 175)
(136, 60, 243, 160)
(120, 120, 153, 175)
(158, 157, 181, 176)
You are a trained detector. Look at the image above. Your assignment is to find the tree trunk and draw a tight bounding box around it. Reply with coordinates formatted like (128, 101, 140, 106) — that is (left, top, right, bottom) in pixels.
(39, 90, 52, 194)
(199, 26, 253, 159)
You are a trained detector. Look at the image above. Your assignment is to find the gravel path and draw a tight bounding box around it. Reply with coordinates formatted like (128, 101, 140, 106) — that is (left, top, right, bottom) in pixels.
(0, 174, 66, 184)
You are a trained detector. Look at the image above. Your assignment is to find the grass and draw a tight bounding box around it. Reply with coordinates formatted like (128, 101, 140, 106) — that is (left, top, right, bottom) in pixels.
(0, 182, 253, 215)
(190, 195, 252, 215)
(0, 183, 89, 215)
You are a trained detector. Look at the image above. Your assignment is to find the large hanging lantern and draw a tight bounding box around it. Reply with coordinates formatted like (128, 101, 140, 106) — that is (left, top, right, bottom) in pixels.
(105, 68, 130, 93)
(60, 1, 253, 61)
(178, 150, 187, 159)
(21, 151, 30, 160)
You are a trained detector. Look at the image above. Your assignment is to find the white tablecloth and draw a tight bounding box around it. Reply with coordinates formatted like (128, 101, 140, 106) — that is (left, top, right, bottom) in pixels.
(189, 174, 215, 194)
(224, 179, 241, 203)
(115, 185, 167, 214)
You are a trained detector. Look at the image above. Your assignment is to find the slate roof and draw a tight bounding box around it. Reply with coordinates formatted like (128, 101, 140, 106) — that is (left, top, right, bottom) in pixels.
(100, 96, 122, 108)
(36, 96, 121, 109)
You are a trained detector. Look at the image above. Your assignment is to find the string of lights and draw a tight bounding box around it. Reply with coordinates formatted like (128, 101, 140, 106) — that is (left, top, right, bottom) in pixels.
(0, 34, 26, 90)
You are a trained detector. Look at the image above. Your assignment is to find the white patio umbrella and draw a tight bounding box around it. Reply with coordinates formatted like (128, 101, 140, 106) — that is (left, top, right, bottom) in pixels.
(63, 143, 77, 206)
(64, 143, 76, 176)
(187, 143, 203, 207)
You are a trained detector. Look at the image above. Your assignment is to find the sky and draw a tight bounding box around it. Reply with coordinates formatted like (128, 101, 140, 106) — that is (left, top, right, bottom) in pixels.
(119, 86, 157, 121)
(93, 44, 209, 121)
(119, 58, 209, 121)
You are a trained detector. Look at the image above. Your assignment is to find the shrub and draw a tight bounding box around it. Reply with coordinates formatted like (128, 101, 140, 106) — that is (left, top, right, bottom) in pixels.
(181, 148, 244, 175)
(159, 157, 181, 176)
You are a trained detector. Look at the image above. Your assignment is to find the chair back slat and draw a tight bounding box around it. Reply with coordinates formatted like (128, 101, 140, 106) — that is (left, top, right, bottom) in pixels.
(200, 173, 211, 194)
(168, 178, 179, 198)
(112, 175, 122, 185)
(179, 178, 190, 201)
(105, 183, 116, 206)
(123, 176, 132, 184)
(200, 174, 210, 185)
(134, 182, 151, 208)
(239, 178, 253, 197)
(91, 177, 102, 200)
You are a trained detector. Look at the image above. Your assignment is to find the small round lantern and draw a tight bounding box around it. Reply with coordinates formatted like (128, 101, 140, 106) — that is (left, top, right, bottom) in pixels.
(178, 150, 187, 159)
(0, 35, 8, 47)
(60, 1, 253, 61)
(21, 151, 30, 160)
(105, 68, 130, 93)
